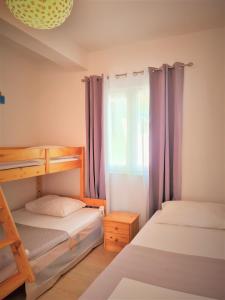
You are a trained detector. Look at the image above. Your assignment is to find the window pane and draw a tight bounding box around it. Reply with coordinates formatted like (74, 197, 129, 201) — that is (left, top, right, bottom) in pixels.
(106, 74, 149, 175)
(107, 93, 127, 170)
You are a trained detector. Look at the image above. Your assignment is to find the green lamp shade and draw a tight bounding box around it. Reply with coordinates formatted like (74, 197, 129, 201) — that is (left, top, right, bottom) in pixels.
(6, 0, 73, 30)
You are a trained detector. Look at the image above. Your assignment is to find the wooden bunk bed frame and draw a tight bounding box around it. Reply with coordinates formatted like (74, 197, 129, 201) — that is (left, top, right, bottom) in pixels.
(0, 146, 106, 299)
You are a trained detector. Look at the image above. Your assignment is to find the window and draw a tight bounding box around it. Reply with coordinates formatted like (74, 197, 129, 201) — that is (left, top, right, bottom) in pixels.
(105, 72, 149, 175)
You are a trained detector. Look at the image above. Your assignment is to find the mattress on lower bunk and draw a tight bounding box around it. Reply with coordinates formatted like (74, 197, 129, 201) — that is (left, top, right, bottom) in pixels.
(0, 207, 102, 277)
(0, 224, 68, 270)
(12, 207, 101, 237)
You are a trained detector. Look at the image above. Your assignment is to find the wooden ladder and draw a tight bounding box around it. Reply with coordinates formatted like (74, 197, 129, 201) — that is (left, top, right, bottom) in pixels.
(0, 187, 34, 299)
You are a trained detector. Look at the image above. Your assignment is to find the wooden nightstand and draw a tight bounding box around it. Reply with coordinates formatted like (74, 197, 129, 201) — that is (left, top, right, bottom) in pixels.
(104, 211, 139, 252)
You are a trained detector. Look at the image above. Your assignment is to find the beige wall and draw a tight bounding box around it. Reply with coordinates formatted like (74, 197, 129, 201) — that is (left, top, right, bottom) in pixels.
(40, 27, 225, 203)
(37, 66, 85, 196)
(0, 40, 41, 209)
(1, 27, 225, 209)
(0, 40, 41, 146)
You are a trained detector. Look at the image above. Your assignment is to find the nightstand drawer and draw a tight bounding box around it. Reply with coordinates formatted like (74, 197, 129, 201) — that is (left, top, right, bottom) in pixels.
(104, 221, 129, 235)
(104, 239, 127, 252)
(105, 232, 129, 244)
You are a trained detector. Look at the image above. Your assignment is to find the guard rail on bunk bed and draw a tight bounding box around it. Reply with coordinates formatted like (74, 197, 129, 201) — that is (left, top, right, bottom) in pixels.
(0, 146, 84, 184)
(0, 146, 106, 299)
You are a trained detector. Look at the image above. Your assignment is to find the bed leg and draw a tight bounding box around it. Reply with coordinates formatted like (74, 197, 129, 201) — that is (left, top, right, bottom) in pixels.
(37, 176, 42, 198)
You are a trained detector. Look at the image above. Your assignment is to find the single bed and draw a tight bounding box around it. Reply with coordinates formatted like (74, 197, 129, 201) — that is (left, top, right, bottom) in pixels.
(79, 201, 225, 300)
(0, 207, 103, 299)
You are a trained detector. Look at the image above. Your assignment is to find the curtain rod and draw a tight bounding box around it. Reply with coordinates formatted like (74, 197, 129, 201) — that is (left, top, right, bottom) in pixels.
(81, 74, 103, 82)
(81, 62, 193, 81)
(152, 62, 193, 72)
(114, 62, 194, 78)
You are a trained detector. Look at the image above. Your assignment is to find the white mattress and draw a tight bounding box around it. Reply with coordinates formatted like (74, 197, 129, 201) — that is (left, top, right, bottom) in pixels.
(80, 201, 224, 300)
(116, 203, 224, 299)
(0, 157, 79, 170)
(13, 207, 102, 237)
(131, 210, 225, 259)
(109, 278, 215, 300)
(0, 160, 44, 170)
(50, 156, 79, 164)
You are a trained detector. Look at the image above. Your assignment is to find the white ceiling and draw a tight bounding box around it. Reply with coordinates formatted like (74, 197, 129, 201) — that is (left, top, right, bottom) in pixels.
(56, 0, 225, 51)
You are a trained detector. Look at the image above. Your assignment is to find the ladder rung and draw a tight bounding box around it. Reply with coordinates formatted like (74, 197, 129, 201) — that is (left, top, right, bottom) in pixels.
(0, 238, 20, 249)
(0, 272, 26, 299)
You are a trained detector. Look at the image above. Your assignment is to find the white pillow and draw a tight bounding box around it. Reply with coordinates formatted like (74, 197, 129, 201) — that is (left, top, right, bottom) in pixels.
(25, 195, 86, 217)
(155, 200, 225, 230)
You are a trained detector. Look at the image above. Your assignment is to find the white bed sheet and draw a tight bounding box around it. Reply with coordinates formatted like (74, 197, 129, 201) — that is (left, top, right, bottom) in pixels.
(108, 278, 215, 300)
(13, 207, 102, 237)
(0, 157, 79, 171)
(131, 211, 225, 259)
(50, 157, 79, 164)
(80, 202, 224, 300)
(0, 160, 44, 170)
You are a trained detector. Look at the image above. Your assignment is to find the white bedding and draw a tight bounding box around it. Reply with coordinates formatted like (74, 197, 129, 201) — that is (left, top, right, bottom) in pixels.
(80, 201, 225, 300)
(50, 157, 79, 164)
(158, 200, 225, 229)
(108, 278, 215, 300)
(131, 208, 225, 259)
(0, 157, 79, 171)
(120, 202, 224, 299)
(13, 207, 102, 237)
(0, 160, 44, 170)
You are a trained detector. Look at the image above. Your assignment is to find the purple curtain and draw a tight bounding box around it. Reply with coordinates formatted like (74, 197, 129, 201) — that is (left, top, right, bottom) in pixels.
(85, 76, 106, 199)
(149, 62, 184, 215)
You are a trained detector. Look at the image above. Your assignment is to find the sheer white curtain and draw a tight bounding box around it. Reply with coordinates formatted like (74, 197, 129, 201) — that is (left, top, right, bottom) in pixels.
(104, 70, 149, 226)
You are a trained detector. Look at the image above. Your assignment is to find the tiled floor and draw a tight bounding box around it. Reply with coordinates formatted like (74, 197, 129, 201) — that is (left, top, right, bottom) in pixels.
(7, 244, 117, 300)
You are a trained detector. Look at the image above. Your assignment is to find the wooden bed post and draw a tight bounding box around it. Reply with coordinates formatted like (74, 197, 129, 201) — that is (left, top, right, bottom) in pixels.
(80, 147, 85, 200)
(36, 176, 42, 198)
(45, 148, 50, 174)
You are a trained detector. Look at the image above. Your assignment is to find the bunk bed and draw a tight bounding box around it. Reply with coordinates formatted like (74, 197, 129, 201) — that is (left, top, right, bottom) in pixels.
(0, 146, 106, 300)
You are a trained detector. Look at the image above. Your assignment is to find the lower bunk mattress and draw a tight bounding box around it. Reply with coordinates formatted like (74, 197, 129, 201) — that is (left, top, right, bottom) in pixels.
(0, 207, 103, 299)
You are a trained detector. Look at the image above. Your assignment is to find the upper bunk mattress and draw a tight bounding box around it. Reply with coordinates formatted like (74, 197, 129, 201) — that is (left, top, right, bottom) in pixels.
(0, 160, 44, 170)
(0, 157, 79, 171)
(50, 156, 79, 164)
